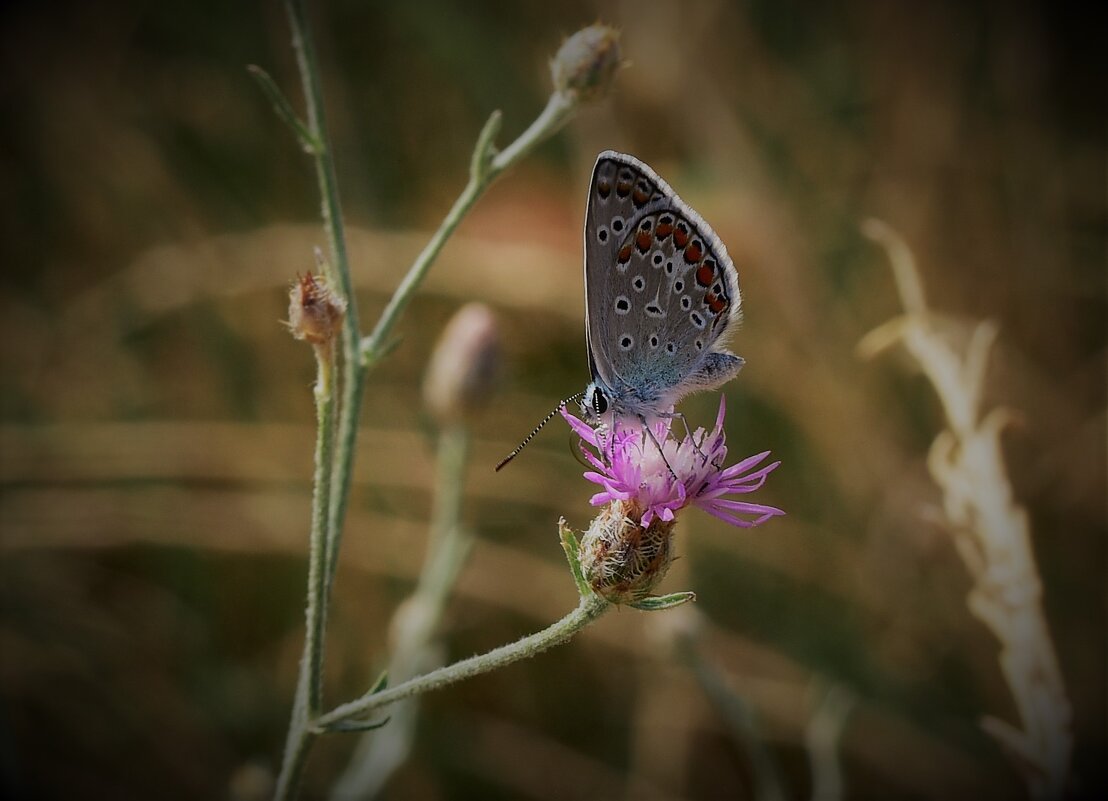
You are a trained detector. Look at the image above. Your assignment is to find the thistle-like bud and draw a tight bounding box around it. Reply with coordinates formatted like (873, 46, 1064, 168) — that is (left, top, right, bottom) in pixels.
(287, 273, 346, 347)
(550, 24, 622, 101)
(578, 499, 677, 605)
(423, 303, 502, 426)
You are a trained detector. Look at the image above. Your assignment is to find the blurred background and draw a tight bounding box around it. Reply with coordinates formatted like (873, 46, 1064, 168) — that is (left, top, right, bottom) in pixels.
(0, 1, 1103, 799)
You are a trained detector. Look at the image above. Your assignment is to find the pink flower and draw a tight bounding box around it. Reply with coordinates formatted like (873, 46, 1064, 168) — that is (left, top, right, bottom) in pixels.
(561, 396, 784, 529)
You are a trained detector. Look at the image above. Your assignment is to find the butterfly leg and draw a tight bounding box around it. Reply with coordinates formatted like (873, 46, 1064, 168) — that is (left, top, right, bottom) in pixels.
(638, 415, 679, 481)
(666, 409, 728, 469)
(670, 352, 746, 466)
(657, 410, 710, 464)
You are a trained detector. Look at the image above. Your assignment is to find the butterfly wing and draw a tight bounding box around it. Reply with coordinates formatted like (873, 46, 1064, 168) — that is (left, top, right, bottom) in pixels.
(583, 151, 742, 405)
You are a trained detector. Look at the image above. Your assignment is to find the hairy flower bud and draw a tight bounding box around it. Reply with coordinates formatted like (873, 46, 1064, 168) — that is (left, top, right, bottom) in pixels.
(423, 303, 502, 425)
(287, 273, 345, 347)
(578, 499, 677, 604)
(550, 24, 622, 101)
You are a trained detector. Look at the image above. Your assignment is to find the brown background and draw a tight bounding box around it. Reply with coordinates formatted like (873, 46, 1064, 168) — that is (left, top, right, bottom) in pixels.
(0, 1, 1103, 798)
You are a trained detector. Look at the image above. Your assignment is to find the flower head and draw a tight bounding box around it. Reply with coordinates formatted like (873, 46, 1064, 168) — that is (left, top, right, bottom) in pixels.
(563, 396, 781, 604)
(287, 272, 345, 347)
(562, 396, 783, 529)
(550, 24, 622, 101)
(423, 303, 502, 426)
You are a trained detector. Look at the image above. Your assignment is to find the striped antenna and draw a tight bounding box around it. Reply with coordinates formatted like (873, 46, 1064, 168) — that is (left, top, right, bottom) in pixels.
(495, 393, 583, 471)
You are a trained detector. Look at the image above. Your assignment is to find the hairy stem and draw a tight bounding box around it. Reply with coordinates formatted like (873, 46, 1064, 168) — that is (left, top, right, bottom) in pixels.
(274, 2, 362, 797)
(285, 0, 365, 591)
(274, 344, 336, 800)
(269, 9, 587, 796)
(316, 594, 610, 731)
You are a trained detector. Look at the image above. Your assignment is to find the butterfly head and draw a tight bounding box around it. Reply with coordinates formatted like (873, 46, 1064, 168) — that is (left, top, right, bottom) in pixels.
(581, 381, 613, 425)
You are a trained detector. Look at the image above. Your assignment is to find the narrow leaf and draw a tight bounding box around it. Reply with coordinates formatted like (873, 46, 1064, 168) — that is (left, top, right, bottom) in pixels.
(360, 333, 405, 368)
(631, 591, 696, 611)
(369, 669, 388, 695)
(469, 110, 503, 181)
(247, 64, 319, 154)
(558, 519, 590, 597)
(316, 715, 391, 734)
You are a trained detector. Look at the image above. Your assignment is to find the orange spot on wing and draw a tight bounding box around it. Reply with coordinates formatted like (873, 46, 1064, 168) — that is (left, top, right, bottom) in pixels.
(684, 241, 703, 263)
(655, 220, 674, 239)
(632, 187, 650, 206)
(597, 180, 611, 199)
(616, 179, 632, 197)
(618, 243, 633, 263)
(673, 223, 689, 248)
(708, 294, 727, 314)
(635, 230, 652, 252)
(696, 264, 714, 287)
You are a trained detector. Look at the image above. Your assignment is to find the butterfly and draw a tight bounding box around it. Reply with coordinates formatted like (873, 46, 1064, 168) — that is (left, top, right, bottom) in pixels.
(496, 151, 743, 470)
(580, 150, 744, 425)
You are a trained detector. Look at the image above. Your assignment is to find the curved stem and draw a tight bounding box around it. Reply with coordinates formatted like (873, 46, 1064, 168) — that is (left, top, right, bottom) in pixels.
(490, 89, 575, 173)
(360, 90, 576, 365)
(316, 594, 610, 730)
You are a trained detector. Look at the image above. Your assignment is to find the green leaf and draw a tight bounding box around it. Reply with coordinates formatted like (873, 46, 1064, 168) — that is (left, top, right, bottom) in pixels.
(369, 669, 388, 695)
(558, 519, 590, 598)
(470, 110, 503, 181)
(246, 64, 320, 154)
(360, 333, 404, 368)
(316, 716, 391, 734)
(631, 591, 696, 611)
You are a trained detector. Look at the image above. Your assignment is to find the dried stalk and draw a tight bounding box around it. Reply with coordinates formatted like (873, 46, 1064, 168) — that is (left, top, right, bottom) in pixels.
(859, 219, 1072, 800)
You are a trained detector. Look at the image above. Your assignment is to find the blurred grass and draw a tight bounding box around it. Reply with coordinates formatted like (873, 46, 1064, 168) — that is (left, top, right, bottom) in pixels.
(0, 0, 1104, 799)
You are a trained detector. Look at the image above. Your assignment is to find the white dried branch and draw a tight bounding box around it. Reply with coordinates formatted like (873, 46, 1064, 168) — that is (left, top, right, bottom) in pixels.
(860, 219, 1073, 800)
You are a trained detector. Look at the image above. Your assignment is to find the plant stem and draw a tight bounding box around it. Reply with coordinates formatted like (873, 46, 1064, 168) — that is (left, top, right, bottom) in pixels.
(677, 630, 787, 801)
(360, 90, 576, 366)
(331, 425, 473, 799)
(285, 0, 365, 591)
(419, 425, 472, 604)
(270, 10, 583, 795)
(489, 89, 576, 173)
(316, 593, 610, 731)
(274, 344, 336, 801)
(274, 3, 362, 798)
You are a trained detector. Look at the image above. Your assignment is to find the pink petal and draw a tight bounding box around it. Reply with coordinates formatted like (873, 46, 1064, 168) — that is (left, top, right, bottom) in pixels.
(588, 491, 612, 506)
(696, 484, 754, 502)
(713, 394, 727, 431)
(701, 506, 762, 528)
(559, 407, 598, 445)
(718, 451, 773, 479)
(703, 499, 786, 517)
(700, 501, 783, 527)
(717, 464, 780, 493)
(582, 470, 610, 486)
(731, 461, 781, 484)
(600, 480, 633, 501)
(579, 447, 608, 473)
